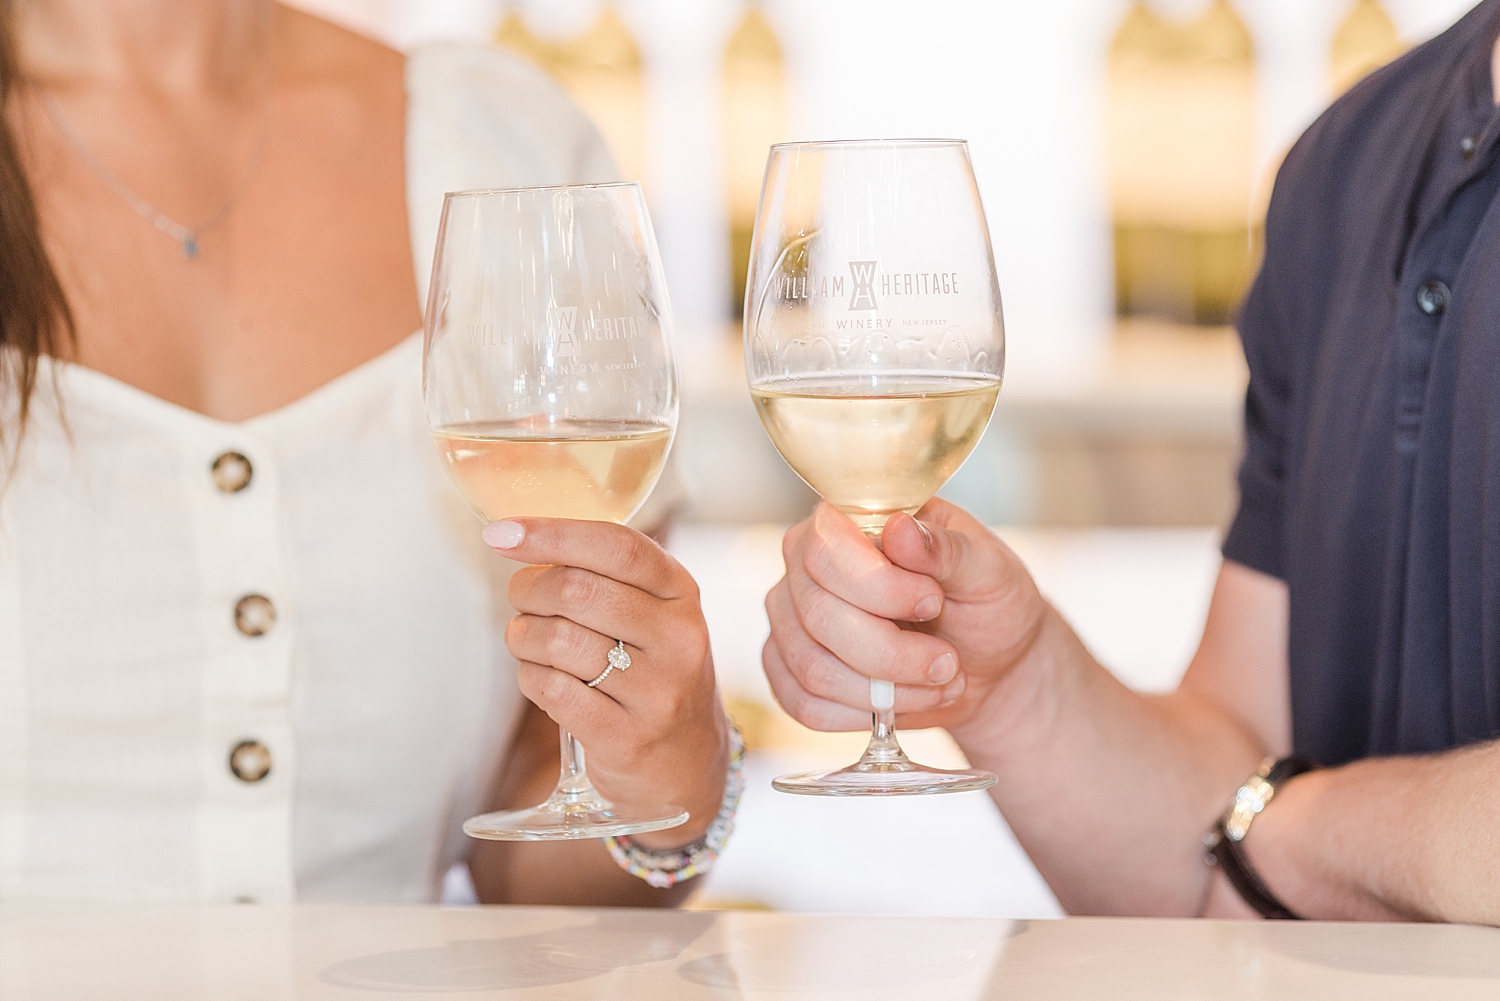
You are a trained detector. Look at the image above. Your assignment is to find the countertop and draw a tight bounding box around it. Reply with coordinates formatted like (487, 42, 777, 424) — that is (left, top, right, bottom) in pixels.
(2, 903, 1496, 999)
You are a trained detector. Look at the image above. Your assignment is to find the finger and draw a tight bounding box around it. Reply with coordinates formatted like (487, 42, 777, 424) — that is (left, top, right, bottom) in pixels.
(482, 518, 693, 601)
(761, 632, 870, 732)
(514, 659, 629, 745)
(767, 578, 963, 712)
(505, 614, 639, 693)
(781, 514, 812, 561)
(508, 564, 668, 656)
(881, 498, 1027, 605)
(784, 556, 961, 687)
(796, 503, 946, 622)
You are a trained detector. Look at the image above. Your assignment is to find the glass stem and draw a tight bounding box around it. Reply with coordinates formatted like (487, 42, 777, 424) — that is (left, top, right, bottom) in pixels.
(558, 727, 585, 792)
(859, 524, 911, 765)
(553, 727, 602, 807)
(863, 679, 909, 764)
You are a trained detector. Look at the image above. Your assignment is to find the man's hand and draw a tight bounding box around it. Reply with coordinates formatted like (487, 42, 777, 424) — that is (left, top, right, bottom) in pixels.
(763, 498, 1049, 732)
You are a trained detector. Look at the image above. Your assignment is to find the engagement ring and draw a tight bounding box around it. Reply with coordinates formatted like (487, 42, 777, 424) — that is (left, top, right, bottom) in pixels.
(587, 640, 632, 688)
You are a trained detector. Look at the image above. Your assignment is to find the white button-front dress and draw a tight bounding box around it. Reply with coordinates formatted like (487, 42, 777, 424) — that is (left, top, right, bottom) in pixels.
(0, 42, 620, 903)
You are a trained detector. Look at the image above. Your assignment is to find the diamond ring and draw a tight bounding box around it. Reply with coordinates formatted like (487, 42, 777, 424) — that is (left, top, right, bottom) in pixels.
(587, 640, 632, 688)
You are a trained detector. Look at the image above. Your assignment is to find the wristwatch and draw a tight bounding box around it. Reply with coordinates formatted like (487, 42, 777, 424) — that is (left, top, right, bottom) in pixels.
(1203, 755, 1317, 920)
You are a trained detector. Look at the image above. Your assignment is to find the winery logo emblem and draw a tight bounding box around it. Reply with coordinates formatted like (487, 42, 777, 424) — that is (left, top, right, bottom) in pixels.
(547, 306, 579, 357)
(848, 261, 878, 311)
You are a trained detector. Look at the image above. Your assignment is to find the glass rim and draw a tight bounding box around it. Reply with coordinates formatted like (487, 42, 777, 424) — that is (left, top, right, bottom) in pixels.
(442, 180, 643, 200)
(768, 138, 968, 152)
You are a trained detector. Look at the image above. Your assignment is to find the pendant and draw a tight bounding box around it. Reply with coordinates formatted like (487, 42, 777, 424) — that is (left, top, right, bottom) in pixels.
(182, 233, 199, 259)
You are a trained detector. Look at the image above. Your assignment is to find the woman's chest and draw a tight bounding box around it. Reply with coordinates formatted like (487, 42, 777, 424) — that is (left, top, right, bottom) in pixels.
(0, 364, 522, 901)
(29, 82, 423, 423)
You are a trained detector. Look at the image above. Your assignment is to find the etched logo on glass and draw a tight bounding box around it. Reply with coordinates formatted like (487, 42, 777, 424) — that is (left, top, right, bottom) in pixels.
(848, 261, 879, 311)
(547, 306, 578, 357)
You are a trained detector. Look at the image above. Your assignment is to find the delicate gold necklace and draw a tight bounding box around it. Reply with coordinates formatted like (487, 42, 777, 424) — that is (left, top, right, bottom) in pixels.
(37, 60, 272, 260)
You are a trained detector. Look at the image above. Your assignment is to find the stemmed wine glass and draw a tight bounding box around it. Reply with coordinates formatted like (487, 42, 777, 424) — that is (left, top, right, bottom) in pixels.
(424, 182, 689, 839)
(745, 140, 1005, 796)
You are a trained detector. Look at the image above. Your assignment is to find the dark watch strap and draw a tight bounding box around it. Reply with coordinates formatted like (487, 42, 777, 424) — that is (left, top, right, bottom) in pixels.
(1204, 756, 1317, 920)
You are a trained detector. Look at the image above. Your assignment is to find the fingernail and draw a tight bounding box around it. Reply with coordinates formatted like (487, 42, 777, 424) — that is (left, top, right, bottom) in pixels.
(482, 520, 525, 549)
(928, 651, 958, 684)
(916, 520, 934, 551)
(940, 674, 966, 704)
(914, 594, 943, 620)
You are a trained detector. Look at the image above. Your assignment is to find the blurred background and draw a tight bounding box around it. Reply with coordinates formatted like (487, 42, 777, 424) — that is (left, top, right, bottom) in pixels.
(292, 0, 1476, 916)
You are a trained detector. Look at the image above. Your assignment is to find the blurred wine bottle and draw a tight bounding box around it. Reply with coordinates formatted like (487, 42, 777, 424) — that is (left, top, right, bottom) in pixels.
(1108, 0, 1257, 328)
(494, 2, 647, 185)
(1332, 0, 1404, 96)
(723, 3, 787, 319)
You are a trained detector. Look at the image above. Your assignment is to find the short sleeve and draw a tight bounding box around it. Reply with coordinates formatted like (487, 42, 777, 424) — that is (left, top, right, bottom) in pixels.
(1222, 174, 1301, 581)
(404, 41, 620, 307)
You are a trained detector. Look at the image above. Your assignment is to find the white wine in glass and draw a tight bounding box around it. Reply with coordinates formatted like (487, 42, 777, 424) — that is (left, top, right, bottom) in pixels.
(750, 375, 1001, 536)
(424, 182, 689, 839)
(433, 419, 673, 525)
(745, 140, 1004, 796)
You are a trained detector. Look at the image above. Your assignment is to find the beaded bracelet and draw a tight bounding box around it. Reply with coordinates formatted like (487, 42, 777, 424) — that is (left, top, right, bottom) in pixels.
(603, 720, 745, 888)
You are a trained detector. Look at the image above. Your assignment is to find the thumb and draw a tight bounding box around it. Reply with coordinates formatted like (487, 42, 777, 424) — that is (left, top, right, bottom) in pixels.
(880, 498, 1023, 604)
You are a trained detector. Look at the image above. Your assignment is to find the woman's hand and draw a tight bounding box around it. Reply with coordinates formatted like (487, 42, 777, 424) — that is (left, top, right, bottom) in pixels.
(763, 499, 1051, 734)
(483, 517, 729, 850)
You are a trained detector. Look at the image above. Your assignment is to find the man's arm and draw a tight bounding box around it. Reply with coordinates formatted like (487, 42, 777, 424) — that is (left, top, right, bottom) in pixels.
(972, 546, 1500, 923)
(765, 500, 1500, 922)
(763, 502, 1275, 915)
(1241, 738, 1500, 924)
(943, 559, 1280, 916)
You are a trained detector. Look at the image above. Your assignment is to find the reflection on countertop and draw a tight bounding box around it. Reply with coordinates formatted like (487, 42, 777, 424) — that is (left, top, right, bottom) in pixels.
(3, 903, 1497, 1000)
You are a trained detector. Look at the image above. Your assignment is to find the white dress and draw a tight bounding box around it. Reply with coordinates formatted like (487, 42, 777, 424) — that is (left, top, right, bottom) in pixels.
(0, 42, 618, 903)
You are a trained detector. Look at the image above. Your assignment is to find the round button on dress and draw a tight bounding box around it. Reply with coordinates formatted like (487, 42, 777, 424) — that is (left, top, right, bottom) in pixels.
(210, 452, 253, 493)
(1417, 279, 1451, 316)
(234, 595, 277, 637)
(228, 740, 273, 783)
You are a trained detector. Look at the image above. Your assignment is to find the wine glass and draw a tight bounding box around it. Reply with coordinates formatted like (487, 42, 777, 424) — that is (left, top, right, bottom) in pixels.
(423, 182, 689, 839)
(745, 140, 1004, 796)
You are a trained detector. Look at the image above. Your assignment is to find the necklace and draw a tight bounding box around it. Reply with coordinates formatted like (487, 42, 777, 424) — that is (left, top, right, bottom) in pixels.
(37, 73, 271, 261)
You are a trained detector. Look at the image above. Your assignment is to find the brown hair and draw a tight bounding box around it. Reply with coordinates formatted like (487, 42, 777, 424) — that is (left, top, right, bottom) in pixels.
(0, 8, 74, 441)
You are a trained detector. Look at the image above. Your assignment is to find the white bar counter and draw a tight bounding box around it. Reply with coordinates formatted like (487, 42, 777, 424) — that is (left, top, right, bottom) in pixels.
(3, 904, 1497, 999)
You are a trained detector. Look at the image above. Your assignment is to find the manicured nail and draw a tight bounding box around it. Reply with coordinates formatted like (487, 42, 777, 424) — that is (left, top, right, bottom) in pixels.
(940, 674, 966, 704)
(914, 594, 943, 620)
(928, 651, 958, 684)
(915, 520, 934, 551)
(482, 520, 525, 549)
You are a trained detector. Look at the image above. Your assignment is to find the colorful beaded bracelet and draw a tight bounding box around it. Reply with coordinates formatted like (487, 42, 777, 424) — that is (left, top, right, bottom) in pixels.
(603, 720, 745, 888)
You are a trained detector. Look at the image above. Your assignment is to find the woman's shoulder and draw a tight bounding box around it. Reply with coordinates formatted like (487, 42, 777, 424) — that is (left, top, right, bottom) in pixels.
(406, 41, 582, 117)
(402, 40, 620, 302)
(405, 40, 617, 190)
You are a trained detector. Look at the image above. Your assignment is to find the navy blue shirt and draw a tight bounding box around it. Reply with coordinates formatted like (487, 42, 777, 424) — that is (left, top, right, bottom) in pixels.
(1224, 0, 1500, 765)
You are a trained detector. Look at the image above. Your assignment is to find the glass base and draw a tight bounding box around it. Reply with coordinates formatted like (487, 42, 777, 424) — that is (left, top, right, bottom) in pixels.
(463, 791, 688, 841)
(773, 721, 996, 797)
(773, 760, 997, 797)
